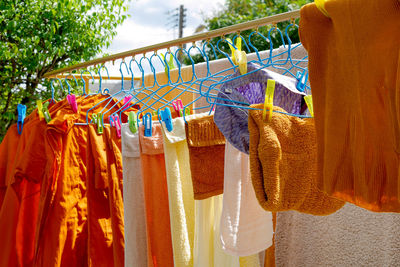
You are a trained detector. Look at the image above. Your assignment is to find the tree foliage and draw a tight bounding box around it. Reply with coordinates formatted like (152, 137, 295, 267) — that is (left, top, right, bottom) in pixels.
(184, 0, 313, 64)
(0, 0, 130, 139)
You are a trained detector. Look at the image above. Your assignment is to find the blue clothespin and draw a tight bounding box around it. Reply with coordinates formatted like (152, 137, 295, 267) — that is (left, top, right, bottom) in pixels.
(160, 107, 173, 132)
(296, 70, 308, 93)
(143, 112, 152, 137)
(17, 104, 26, 135)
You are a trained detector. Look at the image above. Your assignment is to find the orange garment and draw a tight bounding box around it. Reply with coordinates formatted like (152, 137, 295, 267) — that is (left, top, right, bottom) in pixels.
(300, 1, 400, 211)
(0, 124, 20, 207)
(139, 123, 174, 267)
(35, 95, 133, 267)
(105, 127, 125, 267)
(248, 105, 344, 215)
(0, 99, 67, 267)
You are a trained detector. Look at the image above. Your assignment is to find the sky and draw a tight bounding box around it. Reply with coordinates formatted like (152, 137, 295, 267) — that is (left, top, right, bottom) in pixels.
(104, 0, 226, 75)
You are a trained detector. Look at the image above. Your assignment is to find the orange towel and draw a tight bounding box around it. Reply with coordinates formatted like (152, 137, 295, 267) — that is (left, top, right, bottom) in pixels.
(300, 1, 400, 211)
(139, 123, 174, 267)
(185, 115, 226, 200)
(248, 104, 344, 215)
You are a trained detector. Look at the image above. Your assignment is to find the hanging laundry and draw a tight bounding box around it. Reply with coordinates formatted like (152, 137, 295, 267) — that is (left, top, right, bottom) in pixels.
(300, 0, 400, 212)
(214, 63, 307, 154)
(220, 142, 273, 256)
(248, 104, 344, 215)
(34, 95, 133, 267)
(121, 123, 149, 267)
(139, 122, 174, 267)
(161, 116, 196, 267)
(185, 114, 225, 199)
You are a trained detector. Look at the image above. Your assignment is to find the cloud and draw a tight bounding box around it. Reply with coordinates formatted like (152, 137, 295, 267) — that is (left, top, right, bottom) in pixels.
(104, 0, 226, 76)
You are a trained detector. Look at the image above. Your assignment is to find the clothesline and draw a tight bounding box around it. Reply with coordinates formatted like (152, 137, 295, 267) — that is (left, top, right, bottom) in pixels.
(43, 9, 301, 78)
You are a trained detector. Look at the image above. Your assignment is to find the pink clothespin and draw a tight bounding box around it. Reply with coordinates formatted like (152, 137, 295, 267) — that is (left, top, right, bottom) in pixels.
(122, 96, 133, 109)
(172, 99, 183, 117)
(67, 94, 78, 113)
(114, 114, 122, 138)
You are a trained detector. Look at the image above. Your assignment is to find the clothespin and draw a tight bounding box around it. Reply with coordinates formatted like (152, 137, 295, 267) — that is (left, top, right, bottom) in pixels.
(143, 112, 152, 137)
(109, 115, 116, 127)
(315, 0, 330, 17)
(42, 102, 52, 123)
(160, 107, 173, 132)
(152, 110, 158, 117)
(296, 70, 308, 93)
(96, 113, 103, 134)
(172, 99, 183, 117)
(16, 104, 26, 135)
(66, 94, 78, 113)
(36, 100, 44, 120)
(304, 95, 314, 117)
(92, 114, 98, 124)
(227, 37, 247, 74)
(123, 96, 133, 105)
(180, 106, 191, 117)
(128, 111, 138, 134)
(161, 53, 175, 77)
(235, 50, 247, 75)
(262, 79, 276, 123)
(114, 114, 121, 138)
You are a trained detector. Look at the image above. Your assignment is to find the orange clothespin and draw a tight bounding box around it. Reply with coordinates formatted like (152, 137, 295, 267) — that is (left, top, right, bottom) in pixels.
(262, 79, 276, 123)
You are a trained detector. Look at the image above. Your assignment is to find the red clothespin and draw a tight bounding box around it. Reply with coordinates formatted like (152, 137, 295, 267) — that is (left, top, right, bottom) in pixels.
(172, 99, 183, 117)
(67, 94, 78, 113)
(109, 115, 116, 127)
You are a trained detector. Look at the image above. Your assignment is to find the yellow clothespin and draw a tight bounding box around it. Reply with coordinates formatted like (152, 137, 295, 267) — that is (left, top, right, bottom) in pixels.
(36, 100, 44, 120)
(315, 0, 330, 17)
(304, 95, 314, 117)
(227, 37, 247, 75)
(262, 79, 276, 123)
(161, 52, 175, 77)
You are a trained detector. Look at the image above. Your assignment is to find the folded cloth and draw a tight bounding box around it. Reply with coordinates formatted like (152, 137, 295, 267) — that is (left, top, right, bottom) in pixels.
(185, 115, 226, 200)
(248, 104, 344, 215)
(214, 63, 306, 154)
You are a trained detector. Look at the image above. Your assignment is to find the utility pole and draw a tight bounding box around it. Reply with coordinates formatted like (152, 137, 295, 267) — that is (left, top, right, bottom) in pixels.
(166, 5, 187, 63)
(178, 5, 186, 39)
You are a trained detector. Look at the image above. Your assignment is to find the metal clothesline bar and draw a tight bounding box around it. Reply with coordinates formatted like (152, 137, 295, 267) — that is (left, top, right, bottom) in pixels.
(43, 9, 300, 78)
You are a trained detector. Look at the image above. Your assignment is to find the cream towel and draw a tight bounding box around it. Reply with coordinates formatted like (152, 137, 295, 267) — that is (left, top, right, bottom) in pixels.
(275, 203, 400, 267)
(121, 124, 148, 267)
(220, 142, 273, 256)
(162, 116, 196, 267)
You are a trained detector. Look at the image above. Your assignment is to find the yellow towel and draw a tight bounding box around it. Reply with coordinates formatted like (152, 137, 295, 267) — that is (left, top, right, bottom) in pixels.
(248, 104, 344, 215)
(162, 116, 195, 267)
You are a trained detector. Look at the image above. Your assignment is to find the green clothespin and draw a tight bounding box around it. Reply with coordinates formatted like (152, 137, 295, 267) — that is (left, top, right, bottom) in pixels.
(304, 95, 314, 117)
(37, 100, 44, 120)
(96, 113, 103, 134)
(42, 102, 52, 123)
(161, 53, 175, 77)
(128, 111, 138, 134)
(180, 106, 191, 117)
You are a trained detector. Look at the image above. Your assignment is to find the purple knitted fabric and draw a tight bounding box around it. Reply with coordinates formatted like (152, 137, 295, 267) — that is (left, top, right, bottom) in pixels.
(214, 63, 306, 154)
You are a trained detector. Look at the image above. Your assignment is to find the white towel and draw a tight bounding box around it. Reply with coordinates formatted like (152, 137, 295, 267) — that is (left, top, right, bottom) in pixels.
(220, 142, 273, 256)
(121, 124, 148, 267)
